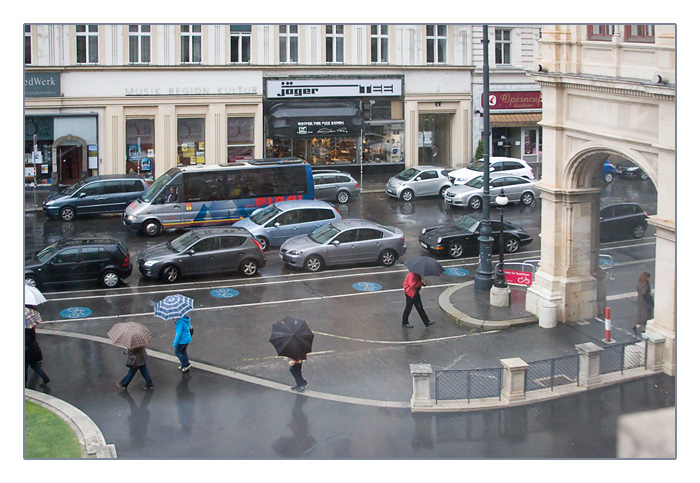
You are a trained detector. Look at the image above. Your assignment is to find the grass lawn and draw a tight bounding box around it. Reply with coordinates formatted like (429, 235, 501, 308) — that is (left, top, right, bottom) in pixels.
(24, 401, 83, 459)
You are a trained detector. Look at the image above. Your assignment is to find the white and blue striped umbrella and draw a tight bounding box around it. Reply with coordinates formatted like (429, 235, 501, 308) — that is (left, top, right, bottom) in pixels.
(154, 294, 194, 320)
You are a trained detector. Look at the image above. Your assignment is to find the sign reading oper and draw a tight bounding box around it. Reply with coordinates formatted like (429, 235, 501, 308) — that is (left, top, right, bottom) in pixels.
(267, 78, 402, 99)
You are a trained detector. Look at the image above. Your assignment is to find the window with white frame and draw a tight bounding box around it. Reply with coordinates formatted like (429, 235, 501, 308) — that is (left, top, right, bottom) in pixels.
(181, 25, 202, 63)
(25, 25, 31, 64)
(279, 25, 299, 63)
(230, 25, 251, 63)
(76, 24, 99, 64)
(370, 25, 389, 63)
(426, 25, 447, 64)
(128, 25, 151, 64)
(495, 29, 511, 65)
(325, 25, 344, 64)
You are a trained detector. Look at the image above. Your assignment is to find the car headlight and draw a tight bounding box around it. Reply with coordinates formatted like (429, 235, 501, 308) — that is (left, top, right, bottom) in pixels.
(288, 250, 304, 256)
(437, 237, 442, 244)
(421, 228, 427, 234)
(43, 200, 55, 206)
(143, 260, 158, 267)
(456, 178, 466, 183)
(125, 214, 135, 221)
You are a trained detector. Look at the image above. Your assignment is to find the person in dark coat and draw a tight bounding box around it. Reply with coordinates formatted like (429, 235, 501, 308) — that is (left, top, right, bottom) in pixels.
(634, 272, 654, 335)
(25, 327, 50, 387)
(401, 271, 435, 328)
(117, 346, 154, 390)
(288, 357, 308, 392)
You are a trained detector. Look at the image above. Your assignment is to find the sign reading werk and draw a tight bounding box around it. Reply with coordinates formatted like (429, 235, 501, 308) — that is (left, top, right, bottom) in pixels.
(267, 78, 402, 99)
(25, 72, 61, 98)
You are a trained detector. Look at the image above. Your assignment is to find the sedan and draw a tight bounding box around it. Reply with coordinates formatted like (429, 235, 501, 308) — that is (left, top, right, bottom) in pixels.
(444, 175, 539, 210)
(280, 219, 407, 272)
(419, 215, 533, 259)
(613, 160, 649, 180)
(138, 227, 265, 283)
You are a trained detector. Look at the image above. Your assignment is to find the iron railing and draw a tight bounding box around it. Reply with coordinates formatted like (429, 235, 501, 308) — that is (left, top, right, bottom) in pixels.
(525, 354, 579, 392)
(599, 339, 647, 375)
(435, 368, 502, 402)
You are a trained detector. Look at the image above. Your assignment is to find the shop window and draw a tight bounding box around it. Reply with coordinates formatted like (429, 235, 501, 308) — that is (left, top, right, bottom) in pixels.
(181, 25, 202, 63)
(227, 117, 254, 162)
(363, 121, 404, 164)
(419, 114, 450, 167)
(126, 119, 155, 181)
(426, 25, 447, 64)
(279, 25, 299, 63)
(370, 25, 389, 64)
(587, 25, 615, 41)
(129, 25, 151, 64)
(624, 25, 655, 43)
(325, 25, 344, 64)
(76, 24, 99, 64)
(177, 118, 205, 166)
(495, 29, 511, 65)
(25, 25, 31, 65)
(230, 25, 251, 63)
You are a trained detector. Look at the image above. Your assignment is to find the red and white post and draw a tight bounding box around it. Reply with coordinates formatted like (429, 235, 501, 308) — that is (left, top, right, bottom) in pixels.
(604, 307, 612, 343)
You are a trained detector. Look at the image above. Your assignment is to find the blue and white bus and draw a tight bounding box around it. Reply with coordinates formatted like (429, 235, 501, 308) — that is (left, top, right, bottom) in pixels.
(123, 158, 314, 236)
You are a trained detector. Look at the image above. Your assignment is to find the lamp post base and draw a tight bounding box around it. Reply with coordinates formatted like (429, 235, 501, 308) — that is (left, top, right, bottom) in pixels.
(490, 285, 511, 307)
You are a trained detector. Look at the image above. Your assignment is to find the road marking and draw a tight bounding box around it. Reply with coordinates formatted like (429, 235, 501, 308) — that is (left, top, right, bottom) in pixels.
(313, 329, 500, 345)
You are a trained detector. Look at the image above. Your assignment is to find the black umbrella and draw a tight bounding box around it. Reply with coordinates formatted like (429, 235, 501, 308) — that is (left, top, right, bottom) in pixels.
(404, 256, 445, 277)
(269, 316, 314, 361)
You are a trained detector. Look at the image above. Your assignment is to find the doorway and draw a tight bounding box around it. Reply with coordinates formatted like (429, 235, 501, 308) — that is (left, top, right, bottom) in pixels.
(58, 145, 82, 185)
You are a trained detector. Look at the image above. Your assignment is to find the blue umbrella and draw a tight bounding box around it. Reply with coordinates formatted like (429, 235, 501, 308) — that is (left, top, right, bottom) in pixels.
(154, 294, 194, 320)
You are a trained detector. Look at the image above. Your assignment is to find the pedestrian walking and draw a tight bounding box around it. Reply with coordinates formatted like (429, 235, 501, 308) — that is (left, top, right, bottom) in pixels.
(634, 272, 654, 336)
(402, 271, 435, 328)
(288, 357, 308, 392)
(25, 327, 50, 387)
(173, 314, 193, 372)
(117, 346, 154, 390)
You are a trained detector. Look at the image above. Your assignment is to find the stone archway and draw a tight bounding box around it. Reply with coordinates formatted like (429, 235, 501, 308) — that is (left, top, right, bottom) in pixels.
(52, 135, 88, 186)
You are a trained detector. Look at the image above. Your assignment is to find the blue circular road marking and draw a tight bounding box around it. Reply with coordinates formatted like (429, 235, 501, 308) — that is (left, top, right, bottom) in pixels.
(210, 288, 240, 298)
(443, 267, 469, 277)
(59, 307, 92, 319)
(352, 282, 382, 292)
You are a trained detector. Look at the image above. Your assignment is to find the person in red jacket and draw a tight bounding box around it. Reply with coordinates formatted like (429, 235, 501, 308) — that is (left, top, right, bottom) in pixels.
(402, 271, 435, 328)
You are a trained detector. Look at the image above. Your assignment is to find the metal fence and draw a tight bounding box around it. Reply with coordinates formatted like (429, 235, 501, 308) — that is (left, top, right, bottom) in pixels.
(435, 368, 502, 402)
(525, 354, 579, 392)
(599, 339, 647, 375)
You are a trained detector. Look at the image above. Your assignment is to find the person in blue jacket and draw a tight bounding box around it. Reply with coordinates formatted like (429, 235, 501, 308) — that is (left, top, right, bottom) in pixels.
(173, 315, 192, 372)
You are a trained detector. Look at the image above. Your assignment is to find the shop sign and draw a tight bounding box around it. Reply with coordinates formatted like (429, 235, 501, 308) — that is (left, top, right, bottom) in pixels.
(267, 78, 402, 99)
(482, 91, 542, 110)
(24, 72, 61, 98)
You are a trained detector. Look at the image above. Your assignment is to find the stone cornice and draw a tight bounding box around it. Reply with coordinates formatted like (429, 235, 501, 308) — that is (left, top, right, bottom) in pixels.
(528, 72, 675, 102)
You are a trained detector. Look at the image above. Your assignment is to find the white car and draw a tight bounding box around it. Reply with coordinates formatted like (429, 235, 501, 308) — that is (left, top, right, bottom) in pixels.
(447, 157, 534, 185)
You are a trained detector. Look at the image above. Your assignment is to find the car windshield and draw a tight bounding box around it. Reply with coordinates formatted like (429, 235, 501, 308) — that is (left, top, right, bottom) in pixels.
(35, 241, 62, 263)
(455, 215, 480, 232)
(140, 169, 178, 203)
(169, 231, 200, 252)
(466, 160, 484, 171)
(309, 224, 340, 244)
(61, 179, 87, 195)
(395, 168, 420, 181)
(250, 204, 282, 225)
(465, 177, 484, 188)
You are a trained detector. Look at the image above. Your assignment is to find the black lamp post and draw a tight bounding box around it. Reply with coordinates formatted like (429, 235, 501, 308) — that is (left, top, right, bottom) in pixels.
(494, 189, 509, 289)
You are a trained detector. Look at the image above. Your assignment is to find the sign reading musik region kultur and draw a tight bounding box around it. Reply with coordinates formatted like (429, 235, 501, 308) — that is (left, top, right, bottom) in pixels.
(267, 78, 402, 99)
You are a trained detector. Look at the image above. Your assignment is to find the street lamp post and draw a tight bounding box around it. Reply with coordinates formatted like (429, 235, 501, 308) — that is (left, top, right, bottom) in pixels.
(490, 189, 511, 306)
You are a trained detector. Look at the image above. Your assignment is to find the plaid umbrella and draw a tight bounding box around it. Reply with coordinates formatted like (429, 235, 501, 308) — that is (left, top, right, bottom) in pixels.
(154, 294, 194, 320)
(107, 322, 153, 349)
(269, 316, 314, 361)
(24, 307, 42, 329)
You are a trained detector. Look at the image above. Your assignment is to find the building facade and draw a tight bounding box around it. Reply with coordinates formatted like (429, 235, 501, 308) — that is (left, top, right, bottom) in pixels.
(24, 24, 542, 187)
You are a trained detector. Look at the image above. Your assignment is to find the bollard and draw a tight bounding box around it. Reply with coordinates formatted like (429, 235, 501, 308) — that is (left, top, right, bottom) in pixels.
(604, 307, 612, 343)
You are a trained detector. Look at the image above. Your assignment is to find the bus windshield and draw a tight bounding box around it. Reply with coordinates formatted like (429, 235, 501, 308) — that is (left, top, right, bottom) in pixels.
(140, 168, 179, 203)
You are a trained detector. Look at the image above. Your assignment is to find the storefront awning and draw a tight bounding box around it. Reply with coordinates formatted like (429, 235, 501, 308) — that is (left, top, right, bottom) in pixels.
(490, 113, 542, 127)
(267, 101, 363, 138)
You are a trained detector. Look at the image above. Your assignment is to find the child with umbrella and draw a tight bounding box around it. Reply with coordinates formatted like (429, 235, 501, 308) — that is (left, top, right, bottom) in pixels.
(270, 316, 314, 392)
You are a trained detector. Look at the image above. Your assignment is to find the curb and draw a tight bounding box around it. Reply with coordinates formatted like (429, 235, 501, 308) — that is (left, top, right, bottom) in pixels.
(25, 388, 117, 458)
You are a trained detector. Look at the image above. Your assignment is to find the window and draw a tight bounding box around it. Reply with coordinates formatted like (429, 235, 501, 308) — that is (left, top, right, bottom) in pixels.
(103, 181, 123, 194)
(227, 117, 254, 161)
(53, 248, 79, 264)
(25, 25, 31, 64)
(177, 118, 205, 166)
(370, 25, 389, 63)
(181, 25, 202, 63)
(126, 119, 155, 180)
(335, 230, 359, 244)
(192, 237, 217, 253)
(325, 25, 344, 64)
(76, 25, 99, 64)
(80, 183, 102, 196)
(81, 247, 107, 262)
(128, 25, 151, 64)
(495, 29, 511, 65)
(279, 25, 299, 63)
(218, 236, 244, 250)
(587, 25, 615, 41)
(124, 180, 145, 192)
(426, 25, 446, 64)
(624, 25, 655, 43)
(357, 229, 382, 241)
(421, 170, 438, 180)
(230, 25, 251, 63)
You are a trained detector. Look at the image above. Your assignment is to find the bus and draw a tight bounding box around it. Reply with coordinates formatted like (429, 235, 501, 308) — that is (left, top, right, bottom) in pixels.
(123, 158, 314, 236)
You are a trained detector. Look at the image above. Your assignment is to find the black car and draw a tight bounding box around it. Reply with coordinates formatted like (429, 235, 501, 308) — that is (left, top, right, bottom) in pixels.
(25, 238, 133, 288)
(600, 202, 648, 241)
(419, 215, 533, 259)
(613, 160, 649, 180)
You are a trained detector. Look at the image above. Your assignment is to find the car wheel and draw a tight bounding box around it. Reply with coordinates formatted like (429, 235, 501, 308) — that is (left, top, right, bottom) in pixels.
(161, 265, 180, 283)
(240, 259, 259, 277)
(632, 224, 646, 239)
(400, 189, 414, 202)
(504, 237, 520, 253)
(640, 172, 649, 181)
(447, 241, 465, 259)
(141, 219, 162, 237)
(438, 186, 448, 198)
(101, 270, 120, 288)
(378, 249, 397, 267)
(336, 190, 350, 204)
(520, 191, 534, 206)
(258, 237, 270, 251)
(304, 255, 324, 273)
(59, 206, 76, 222)
(25, 275, 38, 288)
(468, 196, 482, 210)
(604, 172, 614, 183)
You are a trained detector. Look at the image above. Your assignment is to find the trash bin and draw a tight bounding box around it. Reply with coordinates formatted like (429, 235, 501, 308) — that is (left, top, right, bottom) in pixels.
(538, 300, 557, 328)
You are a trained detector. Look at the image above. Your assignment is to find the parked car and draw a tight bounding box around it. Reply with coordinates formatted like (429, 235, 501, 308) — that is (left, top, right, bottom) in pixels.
(443, 175, 540, 210)
(138, 227, 265, 283)
(43, 175, 148, 221)
(385, 166, 451, 201)
(600, 201, 648, 241)
(233, 200, 342, 251)
(613, 159, 649, 180)
(280, 219, 407, 272)
(601, 160, 616, 183)
(447, 157, 534, 185)
(419, 215, 533, 259)
(25, 238, 132, 288)
(313, 170, 360, 203)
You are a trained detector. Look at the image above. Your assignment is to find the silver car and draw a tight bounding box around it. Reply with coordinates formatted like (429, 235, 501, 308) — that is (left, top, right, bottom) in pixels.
(443, 175, 540, 210)
(447, 157, 534, 185)
(280, 219, 407, 272)
(313, 170, 360, 203)
(385, 165, 451, 201)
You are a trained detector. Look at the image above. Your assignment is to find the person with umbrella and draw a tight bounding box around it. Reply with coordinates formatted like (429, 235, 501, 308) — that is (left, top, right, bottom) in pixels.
(401, 256, 443, 328)
(270, 316, 314, 392)
(109, 322, 155, 390)
(117, 346, 154, 390)
(154, 295, 194, 373)
(25, 307, 50, 387)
